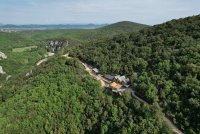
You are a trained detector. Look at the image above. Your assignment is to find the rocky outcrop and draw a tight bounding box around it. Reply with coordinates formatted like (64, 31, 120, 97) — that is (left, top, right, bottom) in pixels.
(0, 66, 5, 74)
(46, 40, 65, 52)
(0, 51, 7, 60)
(0, 51, 8, 79)
(26, 70, 32, 77)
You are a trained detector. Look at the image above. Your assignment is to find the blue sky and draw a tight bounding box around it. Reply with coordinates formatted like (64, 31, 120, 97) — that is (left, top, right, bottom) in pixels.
(0, 0, 199, 25)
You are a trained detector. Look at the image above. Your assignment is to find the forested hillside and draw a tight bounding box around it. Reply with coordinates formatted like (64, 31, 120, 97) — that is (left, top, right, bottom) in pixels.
(71, 15, 200, 133)
(0, 21, 146, 84)
(0, 32, 46, 77)
(0, 57, 171, 134)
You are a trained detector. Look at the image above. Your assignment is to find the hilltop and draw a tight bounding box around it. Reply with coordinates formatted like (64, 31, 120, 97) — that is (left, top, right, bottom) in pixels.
(101, 21, 149, 33)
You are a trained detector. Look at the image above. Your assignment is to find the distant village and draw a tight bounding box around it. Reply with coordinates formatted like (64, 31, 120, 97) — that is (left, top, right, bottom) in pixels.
(0, 29, 17, 33)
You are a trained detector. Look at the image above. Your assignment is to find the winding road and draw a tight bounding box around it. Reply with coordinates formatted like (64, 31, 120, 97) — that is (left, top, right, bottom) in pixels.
(38, 53, 183, 134)
(80, 61, 183, 134)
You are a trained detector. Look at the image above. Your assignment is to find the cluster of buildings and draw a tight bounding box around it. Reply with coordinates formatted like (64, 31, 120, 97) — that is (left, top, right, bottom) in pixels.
(0, 29, 16, 33)
(91, 68, 131, 95)
(104, 74, 130, 94)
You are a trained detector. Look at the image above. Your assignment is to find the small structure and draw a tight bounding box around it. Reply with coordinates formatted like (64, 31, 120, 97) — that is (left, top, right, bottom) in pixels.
(104, 74, 115, 81)
(110, 82, 122, 90)
(113, 75, 130, 85)
(92, 68, 99, 74)
(104, 74, 130, 95)
(110, 82, 127, 95)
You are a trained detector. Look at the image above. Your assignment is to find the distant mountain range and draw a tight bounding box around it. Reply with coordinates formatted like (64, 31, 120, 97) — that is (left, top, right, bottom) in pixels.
(0, 24, 108, 30)
(0, 21, 149, 31)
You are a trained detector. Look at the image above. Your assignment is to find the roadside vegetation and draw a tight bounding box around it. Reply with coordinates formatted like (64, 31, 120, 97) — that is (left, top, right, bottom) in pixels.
(0, 58, 171, 134)
(71, 15, 200, 133)
(0, 15, 199, 133)
(0, 21, 147, 79)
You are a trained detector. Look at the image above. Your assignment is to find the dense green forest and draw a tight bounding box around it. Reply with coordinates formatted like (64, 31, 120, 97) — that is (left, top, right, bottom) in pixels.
(71, 15, 200, 133)
(0, 57, 171, 134)
(0, 21, 147, 79)
(0, 21, 172, 134)
(1, 15, 200, 133)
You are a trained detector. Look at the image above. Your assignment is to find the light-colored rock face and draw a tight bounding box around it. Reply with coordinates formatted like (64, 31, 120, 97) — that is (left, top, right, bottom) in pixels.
(0, 51, 7, 74)
(6, 75, 12, 81)
(44, 52, 54, 58)
(0, 51, 7, 60)
(0, 66, 5, 74)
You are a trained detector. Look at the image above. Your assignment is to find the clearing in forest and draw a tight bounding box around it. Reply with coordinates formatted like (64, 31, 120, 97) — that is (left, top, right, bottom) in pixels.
(12, 46, 38, 52)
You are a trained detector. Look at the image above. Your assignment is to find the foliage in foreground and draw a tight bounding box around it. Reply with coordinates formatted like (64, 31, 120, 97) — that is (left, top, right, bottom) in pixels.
(0, 58, 171, 134)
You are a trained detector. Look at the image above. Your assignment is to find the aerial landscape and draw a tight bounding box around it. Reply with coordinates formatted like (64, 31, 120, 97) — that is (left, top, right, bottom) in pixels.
(0, 0, 200, 134)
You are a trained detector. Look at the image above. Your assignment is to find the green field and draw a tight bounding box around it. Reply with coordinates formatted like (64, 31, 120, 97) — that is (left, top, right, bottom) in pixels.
(0, 21, 147, 79)
(12, 45, 38, 52)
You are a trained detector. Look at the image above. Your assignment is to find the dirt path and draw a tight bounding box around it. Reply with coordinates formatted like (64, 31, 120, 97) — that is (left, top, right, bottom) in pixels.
(80, 62, 106, 87)
(163, 117, 183, 134)
(36, 58, 48, 66)
(62, 53, 71, 59)
(36, 52, 56, 66)
(80, 60, 183, 134)
(38, 52, 183, 134)
(127, 88, 149, 105)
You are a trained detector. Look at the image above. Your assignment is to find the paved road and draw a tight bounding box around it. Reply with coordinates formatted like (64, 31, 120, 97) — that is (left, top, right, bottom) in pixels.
(36, 58, 48, 66)
(80, 61, 183, 134)
(35, 51, 183, 134)
(127, 89, 183, 134)
(81, 62, 107, 87)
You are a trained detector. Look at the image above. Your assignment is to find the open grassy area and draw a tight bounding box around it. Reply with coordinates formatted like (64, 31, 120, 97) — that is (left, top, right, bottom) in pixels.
(12, 46, 38, 52)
